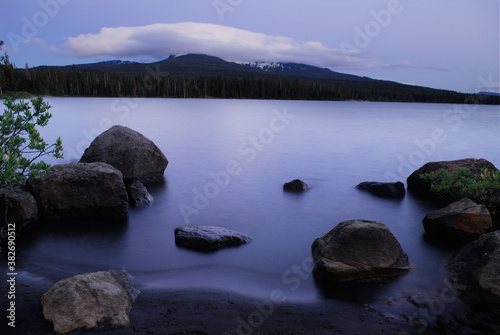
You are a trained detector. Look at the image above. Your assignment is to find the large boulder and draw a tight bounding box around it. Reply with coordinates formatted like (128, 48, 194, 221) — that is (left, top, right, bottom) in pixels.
(175, 225, 252, 250)
(41, 270, 140, 334)
(79, 125, 168, 185)
(283, 179, 310, 192)
(26, 163, 128, 222)
(423, 198, 492, 243)
(0, 184, 38, 238)
(407, 158, 497, 203)
(448, 231, 500, 314)
(312, 219, 410, 282)
(356, 181, 405, 198)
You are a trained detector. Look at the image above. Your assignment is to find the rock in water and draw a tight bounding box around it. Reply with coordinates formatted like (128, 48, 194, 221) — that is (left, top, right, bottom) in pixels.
(79, 125, 168, 185)
(423, 198, 492, 243)
(127, 180, 153, 207)
(312, 219, 410, 282)
(356, 181, 405, 198)
(283, 179, 310, 192)
(0, 184, 38, 237)
(448, 231, 500, 314)
(41, 270, 140, 334)
(26, 163, 128, 222)
(407, 158, 498, 202)
(175, 225, 252, 250)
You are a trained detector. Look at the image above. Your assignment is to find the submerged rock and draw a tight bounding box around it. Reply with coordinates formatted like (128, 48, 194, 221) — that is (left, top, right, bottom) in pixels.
(356, 181, 405, 198)
(448, 231, 500, 314)
(312, 219, 410, 282)
(423, 198, 492, 243)
(41, 270, 140, 334)
(175, 225, 252, 250)
(79, 125, 168, 185)
(283, 179, 310, 192)
(26, 162, 128, 222)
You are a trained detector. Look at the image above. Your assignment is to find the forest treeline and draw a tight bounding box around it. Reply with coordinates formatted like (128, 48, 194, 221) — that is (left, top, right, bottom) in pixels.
(1, 61, 499, 104)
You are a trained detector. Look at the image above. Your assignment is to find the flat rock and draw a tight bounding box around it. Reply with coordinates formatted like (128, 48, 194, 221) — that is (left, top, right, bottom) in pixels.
(356, 181, 405, 198)
(26, 162, 128, 222)
(423, 198, 492, 243)
(448, 231, 500, 314)
(41, 270, 140, 334)
(79, 125, 168, 185)
(312, 219, 410, 282)
(283, 179, 310, 192)
(175, 225, 252, 250)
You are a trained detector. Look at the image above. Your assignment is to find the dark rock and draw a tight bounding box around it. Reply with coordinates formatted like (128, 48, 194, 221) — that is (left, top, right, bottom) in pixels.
(407, 158, 498, 203)
(0, 184, 38, 231)
(175, 225, 252, 250)
(41, 270, 139, 334)
(79, 125, 168, 185)
(448, 231, 500, 314)
(127, 180, 153, 207)
(26, 163, 128, 222)
(423, 198, 492, 243)
(356, 181, 405, 198)
(312, 219, 410, 282)
(283, 179, 310, 192)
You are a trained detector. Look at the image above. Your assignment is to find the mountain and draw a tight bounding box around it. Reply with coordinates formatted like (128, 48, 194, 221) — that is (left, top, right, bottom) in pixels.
(477, 91, 500, 96)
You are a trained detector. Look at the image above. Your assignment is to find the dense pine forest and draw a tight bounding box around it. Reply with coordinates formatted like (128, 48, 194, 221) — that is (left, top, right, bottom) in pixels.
(1, 53, 498, 104)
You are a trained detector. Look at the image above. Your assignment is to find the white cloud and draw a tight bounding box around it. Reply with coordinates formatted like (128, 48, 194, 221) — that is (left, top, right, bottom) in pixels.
(61, 22, 369, 69)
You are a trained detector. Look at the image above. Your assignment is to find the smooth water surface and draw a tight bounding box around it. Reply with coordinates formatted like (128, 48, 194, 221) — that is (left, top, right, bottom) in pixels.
(5, 98, 500, 306)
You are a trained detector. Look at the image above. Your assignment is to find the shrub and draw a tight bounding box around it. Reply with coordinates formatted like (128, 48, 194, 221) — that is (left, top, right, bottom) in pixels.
(0, 96, 63, 187)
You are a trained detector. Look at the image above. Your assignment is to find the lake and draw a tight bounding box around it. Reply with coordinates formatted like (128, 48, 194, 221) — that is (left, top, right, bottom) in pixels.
(4, 98, 500, 311)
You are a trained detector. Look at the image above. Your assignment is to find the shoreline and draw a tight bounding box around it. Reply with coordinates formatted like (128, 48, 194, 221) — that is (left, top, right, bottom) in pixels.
(3, 279, 499, 335)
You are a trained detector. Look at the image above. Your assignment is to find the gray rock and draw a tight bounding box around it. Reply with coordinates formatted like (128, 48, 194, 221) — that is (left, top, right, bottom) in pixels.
(175, 225, 252, 250)
(423, 198, 492, 242)
(79, 125, 168, 185)
(312, 219, 410, 282)
(283, 179, 310, 192)
(41, 270, 140, 334)
(127, 180, 153, 207)
(356, 181, 405, 198)
(26, 163, 128, 222)
(448, 231, 500, 314)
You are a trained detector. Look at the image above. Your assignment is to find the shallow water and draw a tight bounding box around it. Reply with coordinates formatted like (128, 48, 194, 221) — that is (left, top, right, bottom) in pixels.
(4, 98, 500, 307)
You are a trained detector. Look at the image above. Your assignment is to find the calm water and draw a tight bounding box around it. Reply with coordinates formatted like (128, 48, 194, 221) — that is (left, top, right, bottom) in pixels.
(4, 98, 500, 306)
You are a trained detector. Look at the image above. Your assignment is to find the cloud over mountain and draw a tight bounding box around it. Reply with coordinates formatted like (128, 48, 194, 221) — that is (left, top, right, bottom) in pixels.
(62, 22, 361, 68)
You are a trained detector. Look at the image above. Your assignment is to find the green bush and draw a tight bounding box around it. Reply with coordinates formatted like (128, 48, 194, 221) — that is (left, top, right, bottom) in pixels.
(420, 167, 500, 211)
(0, 96, 63, 187)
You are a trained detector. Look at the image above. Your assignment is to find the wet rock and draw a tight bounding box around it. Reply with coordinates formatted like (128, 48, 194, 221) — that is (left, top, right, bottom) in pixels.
(423, 198, 492, 243)
(448, 231, 500, 314)
(175, 225, 252, 250)
(283, 179, 310, 192)
(407, 158, 497, 203)
(127, 180, 153, 207)
(356, 181, 405, 198)
(26, 163, 128, 222)
(41, 270, 140, 334)
(312, 219, 410, 282)
(79, 125, 168, 185)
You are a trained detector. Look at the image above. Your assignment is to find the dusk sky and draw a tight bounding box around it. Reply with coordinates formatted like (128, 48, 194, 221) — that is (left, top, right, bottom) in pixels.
(1, 0, 499, 94)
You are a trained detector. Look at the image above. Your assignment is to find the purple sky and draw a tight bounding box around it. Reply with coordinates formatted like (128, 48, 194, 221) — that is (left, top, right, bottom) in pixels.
(1, 0, 499, 93)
